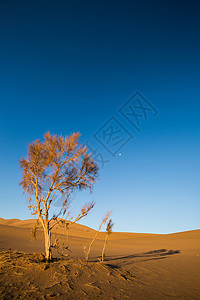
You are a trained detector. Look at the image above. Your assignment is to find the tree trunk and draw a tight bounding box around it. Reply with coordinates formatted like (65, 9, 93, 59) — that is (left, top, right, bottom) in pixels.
(101, 234, 108, 262)
(85, 230, 99, 261)
(44, 229, 52, 262)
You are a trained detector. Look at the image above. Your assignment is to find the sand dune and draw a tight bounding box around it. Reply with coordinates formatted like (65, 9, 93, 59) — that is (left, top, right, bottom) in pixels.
(0, 218, 200, 299)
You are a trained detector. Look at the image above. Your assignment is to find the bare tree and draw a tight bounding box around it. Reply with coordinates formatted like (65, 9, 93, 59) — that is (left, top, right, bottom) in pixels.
(85, 211, 111, 261)
(101, 219, 114, 262)
(19, 132, 98, 261)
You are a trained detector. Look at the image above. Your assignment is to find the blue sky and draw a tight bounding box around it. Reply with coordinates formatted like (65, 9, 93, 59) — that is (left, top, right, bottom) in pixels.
(0, 0, 199, 233)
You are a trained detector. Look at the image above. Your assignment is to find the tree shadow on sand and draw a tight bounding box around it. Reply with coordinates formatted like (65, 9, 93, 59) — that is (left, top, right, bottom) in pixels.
(96, 249, 180, 266)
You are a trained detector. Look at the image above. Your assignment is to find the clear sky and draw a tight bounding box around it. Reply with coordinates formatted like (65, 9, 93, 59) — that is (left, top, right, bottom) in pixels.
(0, 0, 199, 233)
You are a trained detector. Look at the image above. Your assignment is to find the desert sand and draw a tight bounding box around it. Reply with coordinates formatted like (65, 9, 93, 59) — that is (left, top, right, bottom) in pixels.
(0, 218, 200, 299)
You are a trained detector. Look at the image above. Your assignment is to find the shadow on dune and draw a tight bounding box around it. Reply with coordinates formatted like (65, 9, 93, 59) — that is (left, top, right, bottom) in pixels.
(145, 249, 180, 255)
(97, 249, 180, 265)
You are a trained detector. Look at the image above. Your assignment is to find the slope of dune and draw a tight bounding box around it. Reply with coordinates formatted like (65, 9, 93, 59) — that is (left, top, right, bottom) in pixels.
(0, 218, 200, 299)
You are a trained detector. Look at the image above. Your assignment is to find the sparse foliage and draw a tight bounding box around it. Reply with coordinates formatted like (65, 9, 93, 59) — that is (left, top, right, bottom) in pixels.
(19, 132, 98, 261)
(50, 202, 95, 258)
(85, 211, 111, 261)
(50, 201, 95, 231)
(101, 219, 114, 262)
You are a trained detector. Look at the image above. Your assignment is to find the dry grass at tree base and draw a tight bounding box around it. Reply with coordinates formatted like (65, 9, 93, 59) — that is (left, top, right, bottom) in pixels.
(0, 250, 138, 300)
